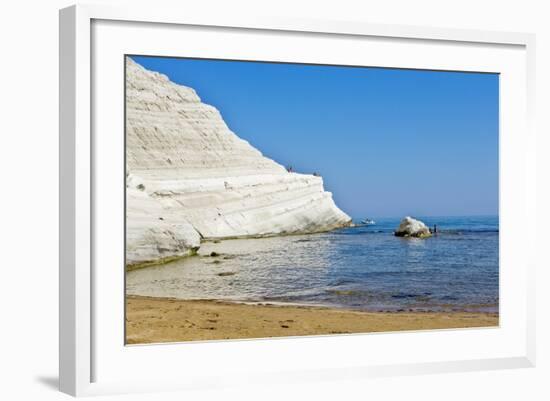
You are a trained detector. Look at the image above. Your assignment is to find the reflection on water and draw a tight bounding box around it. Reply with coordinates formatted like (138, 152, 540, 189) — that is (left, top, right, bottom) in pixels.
(126, 216, 499, 312)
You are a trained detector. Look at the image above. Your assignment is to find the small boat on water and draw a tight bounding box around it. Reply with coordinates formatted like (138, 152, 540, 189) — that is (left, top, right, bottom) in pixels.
(361, 218, 376, 225)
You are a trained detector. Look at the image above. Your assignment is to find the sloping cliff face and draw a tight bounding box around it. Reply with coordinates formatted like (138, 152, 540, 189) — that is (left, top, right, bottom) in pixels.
(126, 58, 351, 266)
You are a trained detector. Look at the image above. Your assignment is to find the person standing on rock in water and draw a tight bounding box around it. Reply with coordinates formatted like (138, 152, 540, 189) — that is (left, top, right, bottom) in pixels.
(433, 224, 437, 234)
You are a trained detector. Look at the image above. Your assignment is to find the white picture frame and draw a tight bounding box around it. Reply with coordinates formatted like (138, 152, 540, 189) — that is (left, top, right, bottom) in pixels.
(59, 4, 536, 397)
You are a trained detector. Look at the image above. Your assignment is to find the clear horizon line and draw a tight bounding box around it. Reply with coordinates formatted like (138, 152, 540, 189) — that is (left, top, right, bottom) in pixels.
(351, 213, 499, 219)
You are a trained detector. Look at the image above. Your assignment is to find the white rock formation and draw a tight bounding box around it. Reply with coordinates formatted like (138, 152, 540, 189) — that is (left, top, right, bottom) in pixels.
(125, 58, 351, 266)
(394, 216, 432, 238)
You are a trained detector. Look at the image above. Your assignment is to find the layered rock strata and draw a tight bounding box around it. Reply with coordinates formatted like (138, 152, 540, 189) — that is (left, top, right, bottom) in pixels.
(126, 58, 352, 266)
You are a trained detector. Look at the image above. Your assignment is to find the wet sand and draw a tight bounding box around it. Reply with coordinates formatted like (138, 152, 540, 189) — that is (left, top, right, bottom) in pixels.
(125, 295, 499, 344)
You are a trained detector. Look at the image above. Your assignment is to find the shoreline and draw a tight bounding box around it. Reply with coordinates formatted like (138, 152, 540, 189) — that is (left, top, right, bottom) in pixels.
(125, 225, 354, 272)
(126, 295, 499, 344)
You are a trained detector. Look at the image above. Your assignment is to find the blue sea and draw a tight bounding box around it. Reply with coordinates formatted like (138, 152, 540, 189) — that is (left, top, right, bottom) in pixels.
(126, 216, 499, 313)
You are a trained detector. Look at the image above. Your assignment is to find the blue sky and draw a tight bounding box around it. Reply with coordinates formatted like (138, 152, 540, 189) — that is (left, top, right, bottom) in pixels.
(130, 55, 499, 218)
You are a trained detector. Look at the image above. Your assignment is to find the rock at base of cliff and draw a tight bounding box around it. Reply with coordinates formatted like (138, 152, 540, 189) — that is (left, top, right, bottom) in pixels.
(394, 216, 432, 238)
(125, 186, 202, 267)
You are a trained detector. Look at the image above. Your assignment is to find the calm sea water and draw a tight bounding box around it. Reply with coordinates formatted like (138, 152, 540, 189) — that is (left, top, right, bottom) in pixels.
(126, 216, 499, 313)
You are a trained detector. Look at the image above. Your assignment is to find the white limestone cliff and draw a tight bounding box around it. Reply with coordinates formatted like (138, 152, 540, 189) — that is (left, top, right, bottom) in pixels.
(125, 58, 352, 266)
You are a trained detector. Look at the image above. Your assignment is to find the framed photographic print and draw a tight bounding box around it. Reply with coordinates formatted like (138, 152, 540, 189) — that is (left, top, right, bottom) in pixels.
(59, 4, 536, 396)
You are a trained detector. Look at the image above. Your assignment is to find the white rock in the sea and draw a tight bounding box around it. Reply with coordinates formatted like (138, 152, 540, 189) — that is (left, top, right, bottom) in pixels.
(394, 216, 432, 238)
(125, 58, 352, 266)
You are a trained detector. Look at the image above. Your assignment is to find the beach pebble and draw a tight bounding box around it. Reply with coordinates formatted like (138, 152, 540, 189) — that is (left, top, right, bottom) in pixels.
(217, 272, 236, 277)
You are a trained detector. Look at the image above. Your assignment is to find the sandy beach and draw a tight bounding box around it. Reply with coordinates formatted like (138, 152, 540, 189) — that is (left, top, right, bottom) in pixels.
(126, 295, 498, 344)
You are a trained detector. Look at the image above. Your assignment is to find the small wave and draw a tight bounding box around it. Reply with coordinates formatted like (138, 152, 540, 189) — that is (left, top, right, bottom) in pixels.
(391, 293, 417, 299)
(438, 229, 499, 234)
(329, 279, 356, 286)
(326, 289, 358, 296)
(440, 295, 459, 301)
